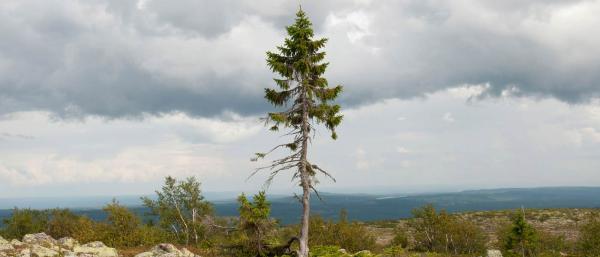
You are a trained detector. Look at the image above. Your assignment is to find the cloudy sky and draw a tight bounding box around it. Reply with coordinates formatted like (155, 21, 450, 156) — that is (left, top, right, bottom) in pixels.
(1, 0, 600, 198)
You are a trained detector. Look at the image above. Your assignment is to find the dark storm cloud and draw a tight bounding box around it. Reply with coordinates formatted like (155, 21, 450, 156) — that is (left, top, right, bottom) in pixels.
(0, 0, 599, 118)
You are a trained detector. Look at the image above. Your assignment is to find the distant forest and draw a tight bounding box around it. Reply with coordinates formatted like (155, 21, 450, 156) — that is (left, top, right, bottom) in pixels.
(2, 187, 600, 225)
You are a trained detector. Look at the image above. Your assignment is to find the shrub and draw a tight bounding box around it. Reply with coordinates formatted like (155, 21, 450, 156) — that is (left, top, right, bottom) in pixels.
(1, 208, 48, 240)
(138, 224, 175, 246)
(538, 232, 567, 257)
(309, 245, 349, 257)
(308, 210, 377, 253)
(409, 204, 486, 255)
(70, 216, 104, 243)
(101, 200, 143, 247)
(381, 246, 406, 257)
(45, 209, 99, 240)
(577, 215, 600, 256)
(390, 228, 409, 248)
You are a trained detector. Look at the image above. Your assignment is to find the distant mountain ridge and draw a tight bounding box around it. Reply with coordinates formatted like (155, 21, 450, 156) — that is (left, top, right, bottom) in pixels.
(1, 187, 599, 225)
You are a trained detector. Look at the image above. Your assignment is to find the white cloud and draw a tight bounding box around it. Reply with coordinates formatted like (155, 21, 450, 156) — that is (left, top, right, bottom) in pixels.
(136, 0, 150, 10)
(447, 84, 489, 99)
(396, 147, 411, 154)
(326, 11, 372, 44)
(0, 137, 228, 187)
(443, 112, 455, 122)
(579, 127, 600, 144)
(354, 147, 370, 170)
(154, 112, 262, 143)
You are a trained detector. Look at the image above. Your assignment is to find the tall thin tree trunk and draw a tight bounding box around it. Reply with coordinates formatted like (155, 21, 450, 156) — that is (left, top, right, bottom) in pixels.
(299, 178, 310, 257)
(192, 208, 199, 244)
(298, 85, 311, 257)
(170, 194, 189, 245)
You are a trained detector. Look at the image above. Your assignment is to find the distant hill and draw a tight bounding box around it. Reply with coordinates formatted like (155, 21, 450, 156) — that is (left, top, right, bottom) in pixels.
(1, 187, 599, 225)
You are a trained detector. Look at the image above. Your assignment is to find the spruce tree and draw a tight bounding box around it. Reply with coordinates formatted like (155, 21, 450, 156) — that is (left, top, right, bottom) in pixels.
(237, 191, 274, 256)
(503, 209, 539, 257)
(252, 7, 343, 257)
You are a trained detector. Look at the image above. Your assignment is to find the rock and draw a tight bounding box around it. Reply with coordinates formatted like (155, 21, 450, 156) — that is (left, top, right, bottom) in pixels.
(180, 248, 197, 257)
(487, 249, 503, 257)
(17, 248, 31, 257)
(73, 242, 118, 257)
(22, 233, 57, 248)
(134, 243, 200, 257)
(2, 233, 124, 257)
(354, 250, 373, 257)
(0, 236, 13, 251)
(11, 239, 25, 248)
(30, 244, 60, 257)
(57, 237, 79, 250)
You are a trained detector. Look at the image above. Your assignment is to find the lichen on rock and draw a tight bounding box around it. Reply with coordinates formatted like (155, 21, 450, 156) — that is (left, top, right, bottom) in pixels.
(134, 243, 200, 257)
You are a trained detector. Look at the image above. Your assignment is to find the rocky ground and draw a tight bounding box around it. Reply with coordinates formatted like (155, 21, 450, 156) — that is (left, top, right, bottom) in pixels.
(366, 208, 600, 247)
(0, 233, 200, 257)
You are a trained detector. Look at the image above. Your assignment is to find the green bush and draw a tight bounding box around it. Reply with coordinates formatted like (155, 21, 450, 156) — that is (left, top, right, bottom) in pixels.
(1, 208, 49, 240)
(308, 210, 377, 253)
(577, 215, 600, 256)
(390, 228, 409, 249)
(232, 191, 277, 257)
(100, 199, 143, 247)
(538, 232, 568, 257)
(496, 209, 561, 257)
(45, 209, 97, 240)
(409, 204, 486, 255)
(70, 216, 105, 244)
(381, 246, 406, 257)
(138, 224, 175, 246)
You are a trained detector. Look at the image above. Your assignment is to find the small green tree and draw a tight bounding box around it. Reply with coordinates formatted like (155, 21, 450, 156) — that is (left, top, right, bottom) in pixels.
(499, 209, 540, 257)
(102, 199, 142, 247)
(410, 204, 447, 251)
(236, 191, 275, 256)
(253, 7, 343, 257)
(410, 204, 486, 255)
(142, 176, 213, 245)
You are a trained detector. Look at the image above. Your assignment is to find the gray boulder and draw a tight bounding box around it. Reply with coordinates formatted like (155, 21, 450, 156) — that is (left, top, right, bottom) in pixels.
(29, 245, 59, 257)
(10, 239, 24, 248)
(0, 236, 13, 251)
(487, 249, 503, 257)
(2, 233, 119, 257)
(22, 233, 57, 248)
(57, 237, 79, 250)
(73, 241, 118, 257)
(134, 243, 199, 257)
